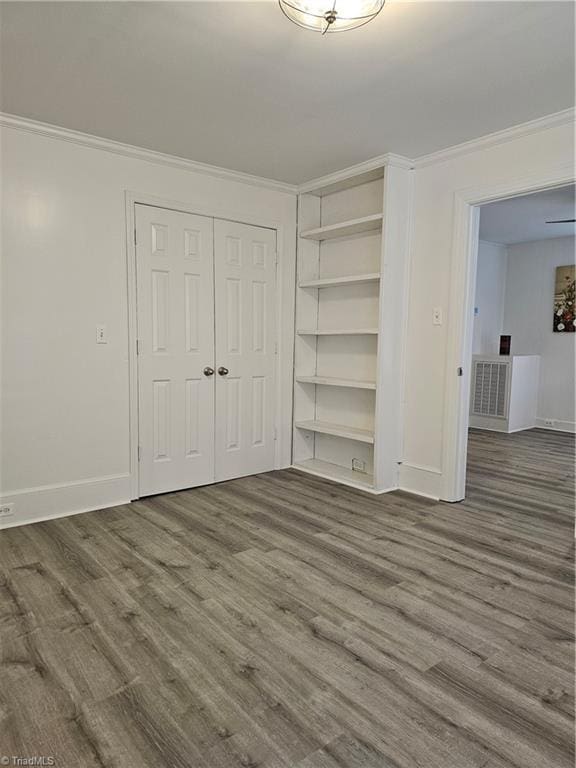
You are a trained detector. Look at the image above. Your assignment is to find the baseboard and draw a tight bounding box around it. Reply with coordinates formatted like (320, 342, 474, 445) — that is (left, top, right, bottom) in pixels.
(470, 424, 535, 434)
(290, 463, 393, 495)
(0, 473, 132, 529)
(535, 418, 575, 434)
(398, 462, 442, 500)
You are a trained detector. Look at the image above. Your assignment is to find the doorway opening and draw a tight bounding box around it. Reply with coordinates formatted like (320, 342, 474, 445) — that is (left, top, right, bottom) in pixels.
(464, 184, 575, 496)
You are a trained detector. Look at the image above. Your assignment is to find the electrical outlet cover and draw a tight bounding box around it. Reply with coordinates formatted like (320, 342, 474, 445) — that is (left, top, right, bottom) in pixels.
(0, 502, 15, 517)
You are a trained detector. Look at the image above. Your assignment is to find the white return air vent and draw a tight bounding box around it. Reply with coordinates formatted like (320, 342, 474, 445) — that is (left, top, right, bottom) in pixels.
(472, 360, 508, 418)
(470, 355, 540, 433)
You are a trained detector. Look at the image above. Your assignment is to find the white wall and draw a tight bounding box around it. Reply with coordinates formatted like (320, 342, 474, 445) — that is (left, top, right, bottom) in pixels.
(2, 114, 574, 521)
(0, 124, 296, 526)
(400, 120, 574, 499)
(472, 240, 508, 355)
(471, 236, 575, 432)
(503, 236, 575, 432)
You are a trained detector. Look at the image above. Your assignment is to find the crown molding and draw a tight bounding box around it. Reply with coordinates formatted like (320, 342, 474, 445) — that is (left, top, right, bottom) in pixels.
(2, 108, 573, 196)
(0, 112, 298, 195)
(297, 152, 413, 195)
(413, 108, 576, 169)
(296, 109, 575, 193)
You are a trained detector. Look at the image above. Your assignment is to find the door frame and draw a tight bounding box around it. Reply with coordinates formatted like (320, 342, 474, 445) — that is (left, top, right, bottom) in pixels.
(441, 161, 575, 502)
(125, 191, 291, 500)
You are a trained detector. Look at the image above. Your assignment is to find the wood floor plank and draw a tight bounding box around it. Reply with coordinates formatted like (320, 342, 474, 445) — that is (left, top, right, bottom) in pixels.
(0, 428, 573, 767)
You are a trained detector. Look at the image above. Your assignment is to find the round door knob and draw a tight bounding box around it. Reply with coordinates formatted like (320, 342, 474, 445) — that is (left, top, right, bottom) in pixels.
(218, 366, 229, 376)
(203, 366, 215, 377)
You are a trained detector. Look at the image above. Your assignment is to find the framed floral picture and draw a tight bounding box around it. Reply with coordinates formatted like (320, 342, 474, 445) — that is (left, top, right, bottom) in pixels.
(553, 265, 575, 332)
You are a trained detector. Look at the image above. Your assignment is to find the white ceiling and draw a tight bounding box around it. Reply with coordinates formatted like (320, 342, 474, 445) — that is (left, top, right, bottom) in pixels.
(0, 1, 574, 184)
(479, 185, 576, 245)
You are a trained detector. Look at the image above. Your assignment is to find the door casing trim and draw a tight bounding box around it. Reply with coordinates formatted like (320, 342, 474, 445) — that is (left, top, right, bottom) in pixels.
(441, 162, 575, 501)
(125, 191, 290, 500)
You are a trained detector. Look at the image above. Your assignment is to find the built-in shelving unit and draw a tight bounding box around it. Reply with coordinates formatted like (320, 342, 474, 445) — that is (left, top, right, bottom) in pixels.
(292, 159, 414, 493)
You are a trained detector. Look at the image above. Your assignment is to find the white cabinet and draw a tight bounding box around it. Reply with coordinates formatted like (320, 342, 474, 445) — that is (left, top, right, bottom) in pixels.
(469, 354, 540, 433)
(292, 162, 414, 493)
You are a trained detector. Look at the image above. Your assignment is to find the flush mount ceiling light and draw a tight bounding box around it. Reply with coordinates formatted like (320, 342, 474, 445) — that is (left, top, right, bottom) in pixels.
(279, 0, 385, 34)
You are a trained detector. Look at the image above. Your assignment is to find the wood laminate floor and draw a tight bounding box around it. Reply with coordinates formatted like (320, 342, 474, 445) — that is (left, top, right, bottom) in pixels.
(1, 428, 574, 768)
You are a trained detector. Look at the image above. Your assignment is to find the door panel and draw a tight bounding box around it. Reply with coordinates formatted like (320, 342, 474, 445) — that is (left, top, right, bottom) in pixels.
(214, 220, 277, 482)
(136, 205, 214, 496)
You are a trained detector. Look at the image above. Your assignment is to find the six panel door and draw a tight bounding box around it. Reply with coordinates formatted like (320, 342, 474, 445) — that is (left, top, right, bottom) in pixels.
(136, 205, 215, 496)
(214, 219, 277, 482)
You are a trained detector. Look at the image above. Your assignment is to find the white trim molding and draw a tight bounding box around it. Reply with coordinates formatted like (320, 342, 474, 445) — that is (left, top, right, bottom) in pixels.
(535, 418, 575, 434)
(297, 108, 575, 191)
(290, 464, 394, 496)
(3, 108, 573, 196)
(441, 162, 576, 502)
(2, 108, 574, 520)
(297, 153, 413, 195)
(399, 462, 442, 501)
(125, 191, 295, 501)
(414, 108, 576, 168)
(0, 112, 297, 195)
(0, 474, 132, 529)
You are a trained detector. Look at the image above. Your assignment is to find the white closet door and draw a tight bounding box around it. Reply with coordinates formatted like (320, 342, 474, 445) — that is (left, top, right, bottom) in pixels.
(136, 205, 215, 496)
(214, 220, 277, 482)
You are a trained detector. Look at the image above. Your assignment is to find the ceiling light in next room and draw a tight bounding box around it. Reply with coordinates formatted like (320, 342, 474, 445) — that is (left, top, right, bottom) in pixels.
(279, 0, 385, 34)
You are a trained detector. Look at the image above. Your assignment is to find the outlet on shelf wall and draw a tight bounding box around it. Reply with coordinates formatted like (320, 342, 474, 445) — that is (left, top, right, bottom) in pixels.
(0, 502, 15, 518)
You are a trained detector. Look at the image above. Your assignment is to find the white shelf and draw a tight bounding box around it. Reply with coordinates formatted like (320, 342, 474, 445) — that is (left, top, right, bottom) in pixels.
(295, 420, 374, 444)
(294, 164, 412, 497)
(299, 273, 380, 289)
(299, 166, 384, 197)
(296, 375, 376, 390)
(292, 458, 374, 491)
(299, 214, 383, 241)
(297, 328, 378, 336)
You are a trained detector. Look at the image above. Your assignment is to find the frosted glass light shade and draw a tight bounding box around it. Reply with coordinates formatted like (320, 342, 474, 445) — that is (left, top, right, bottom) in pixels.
(279, 0, 384, 33)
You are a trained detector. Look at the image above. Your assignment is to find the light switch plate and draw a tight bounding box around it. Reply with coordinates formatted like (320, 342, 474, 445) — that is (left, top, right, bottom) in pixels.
(432, 307, 443, 326)
(96, 325, 107, 344)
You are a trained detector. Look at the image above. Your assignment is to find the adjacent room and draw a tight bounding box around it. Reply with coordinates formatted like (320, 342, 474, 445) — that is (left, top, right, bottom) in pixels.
(467, 185, 575, 497)
(1, 2, 574, 767)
